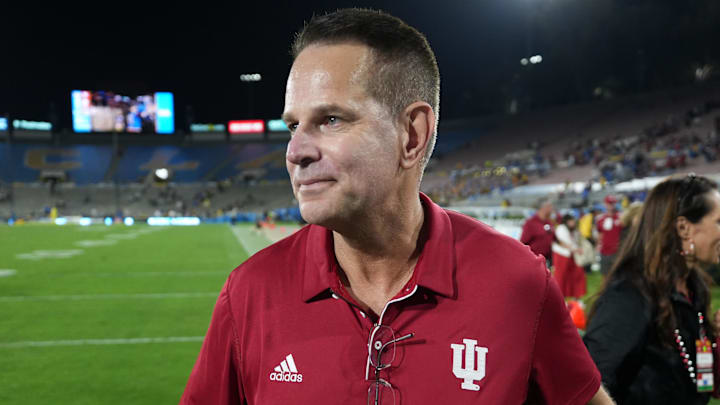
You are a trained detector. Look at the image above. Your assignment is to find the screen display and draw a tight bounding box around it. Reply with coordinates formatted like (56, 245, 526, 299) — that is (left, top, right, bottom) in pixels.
(228, 120, 264, 134)
(267, 119, 288, 132)
(72, 90, 174, 134)
(0, 117, 7, 131)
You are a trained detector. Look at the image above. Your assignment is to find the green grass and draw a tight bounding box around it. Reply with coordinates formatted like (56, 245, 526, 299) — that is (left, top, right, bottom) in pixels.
(0, 223, 252, 405)
(2, 224, 720, 404)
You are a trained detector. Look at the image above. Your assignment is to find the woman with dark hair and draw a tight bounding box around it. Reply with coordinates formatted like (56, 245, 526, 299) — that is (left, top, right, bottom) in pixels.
(584, 174, 720, 404)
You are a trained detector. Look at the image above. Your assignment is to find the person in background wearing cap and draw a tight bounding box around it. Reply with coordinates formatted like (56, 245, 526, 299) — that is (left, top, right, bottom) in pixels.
(596, 195, 623, 278)
(520, 198, 556, 267)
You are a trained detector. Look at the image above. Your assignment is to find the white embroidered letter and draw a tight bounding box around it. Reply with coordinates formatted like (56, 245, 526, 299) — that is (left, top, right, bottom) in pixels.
(450, 338, 488, 391)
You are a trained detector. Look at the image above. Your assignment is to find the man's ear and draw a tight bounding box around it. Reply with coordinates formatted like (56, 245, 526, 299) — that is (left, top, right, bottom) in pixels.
(676, 216, 692, 239)
(399, 101, 435, 170)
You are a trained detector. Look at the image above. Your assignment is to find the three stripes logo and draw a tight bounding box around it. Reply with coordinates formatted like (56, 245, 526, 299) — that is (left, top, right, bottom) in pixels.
(269, 354, 303, 383)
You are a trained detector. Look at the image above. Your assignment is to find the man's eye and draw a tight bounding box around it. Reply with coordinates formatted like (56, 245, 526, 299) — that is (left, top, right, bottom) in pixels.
(288, 123, 298, 132)
(325, 116, 339, 126)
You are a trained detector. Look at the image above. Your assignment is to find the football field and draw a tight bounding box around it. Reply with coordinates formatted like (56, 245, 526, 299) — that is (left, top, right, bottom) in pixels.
(0, 223, 296, 405)
(2, 223, 720, 404)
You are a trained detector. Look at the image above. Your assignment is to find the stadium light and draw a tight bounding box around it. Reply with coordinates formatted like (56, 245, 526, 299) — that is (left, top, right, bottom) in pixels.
(104, 216, 113, 226)
(124, 217, 135, 226)
(155, 168, 170, 181)
(240, 73, 262, 82)
(521, 55, 543, 66)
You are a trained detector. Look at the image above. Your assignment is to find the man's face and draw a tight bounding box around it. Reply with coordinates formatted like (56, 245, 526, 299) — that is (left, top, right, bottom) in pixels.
(283, 43, 401, 227)
(538, 202, 553, 219)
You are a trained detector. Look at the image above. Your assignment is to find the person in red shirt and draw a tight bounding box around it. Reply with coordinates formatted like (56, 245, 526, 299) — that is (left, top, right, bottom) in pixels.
(596, 195, 623, 277)
(181, 9, 613, 405)
(520, 199, 555, 266)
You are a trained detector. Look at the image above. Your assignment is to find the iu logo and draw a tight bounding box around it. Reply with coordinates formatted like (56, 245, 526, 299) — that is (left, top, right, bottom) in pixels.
(450, 338, 488, 391)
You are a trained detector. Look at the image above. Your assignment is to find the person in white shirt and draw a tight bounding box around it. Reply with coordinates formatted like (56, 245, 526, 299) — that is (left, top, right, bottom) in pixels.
(552, 214, 587, 299)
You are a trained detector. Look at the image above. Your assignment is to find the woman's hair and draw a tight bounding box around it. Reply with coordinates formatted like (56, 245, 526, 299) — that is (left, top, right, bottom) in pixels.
(620, 201, 643, 228)
(561, 213, 575, 225)
(590, 174, 718, 345)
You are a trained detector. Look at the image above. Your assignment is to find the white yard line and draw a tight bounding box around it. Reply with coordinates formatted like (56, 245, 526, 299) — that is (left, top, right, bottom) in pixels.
(230, 224, 271, 256)
(0, 336, 205, 349)
(0, 292, 218, 303)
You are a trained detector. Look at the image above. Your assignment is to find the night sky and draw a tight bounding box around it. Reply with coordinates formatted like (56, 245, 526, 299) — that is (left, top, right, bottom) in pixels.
(0, 1, 718, 131)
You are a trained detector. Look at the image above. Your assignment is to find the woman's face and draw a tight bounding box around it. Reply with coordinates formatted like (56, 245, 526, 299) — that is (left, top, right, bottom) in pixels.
(688, 190, 720, 265)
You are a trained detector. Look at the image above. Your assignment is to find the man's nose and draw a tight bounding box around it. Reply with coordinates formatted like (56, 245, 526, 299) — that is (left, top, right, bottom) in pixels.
(286, 125, 320, 168)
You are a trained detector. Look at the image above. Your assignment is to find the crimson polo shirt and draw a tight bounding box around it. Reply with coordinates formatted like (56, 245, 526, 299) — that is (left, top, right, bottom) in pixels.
(181, 194, 601, 404)
(520, 215, 555, 260)
(596, 212, 622, 256)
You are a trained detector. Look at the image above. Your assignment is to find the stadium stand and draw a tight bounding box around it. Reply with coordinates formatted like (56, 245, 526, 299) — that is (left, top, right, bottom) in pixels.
(422, 82, 720, 205)
(2, 83, 719, 223)
(0, 141, 293, 220)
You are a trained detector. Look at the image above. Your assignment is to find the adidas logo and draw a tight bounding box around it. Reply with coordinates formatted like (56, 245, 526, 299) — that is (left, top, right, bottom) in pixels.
(269, 354, 303, 383)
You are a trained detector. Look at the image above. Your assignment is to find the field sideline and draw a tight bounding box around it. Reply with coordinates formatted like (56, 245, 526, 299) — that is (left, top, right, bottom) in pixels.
(2, 223, 720, 404)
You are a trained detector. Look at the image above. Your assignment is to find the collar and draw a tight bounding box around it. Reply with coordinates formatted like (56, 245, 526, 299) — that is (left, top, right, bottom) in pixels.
(301, 192, 456, 302)
(671, 271, 708, 311)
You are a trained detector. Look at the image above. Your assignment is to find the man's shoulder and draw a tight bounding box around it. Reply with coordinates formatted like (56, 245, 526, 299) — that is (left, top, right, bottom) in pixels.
(445, 209, 550, 308)
(445, 209, 547, 273)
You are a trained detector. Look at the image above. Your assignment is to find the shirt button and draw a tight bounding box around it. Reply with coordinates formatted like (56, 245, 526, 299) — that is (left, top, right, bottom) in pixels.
(331, 293, 340, 300)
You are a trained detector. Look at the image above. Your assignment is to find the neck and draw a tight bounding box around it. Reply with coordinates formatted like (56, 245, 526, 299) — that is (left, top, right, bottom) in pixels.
(676, 277, 690, 299)
(332, 194, 425, 314)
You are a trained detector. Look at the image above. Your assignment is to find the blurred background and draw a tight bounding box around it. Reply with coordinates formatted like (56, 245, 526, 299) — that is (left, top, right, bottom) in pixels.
(1, 1, 720, 403)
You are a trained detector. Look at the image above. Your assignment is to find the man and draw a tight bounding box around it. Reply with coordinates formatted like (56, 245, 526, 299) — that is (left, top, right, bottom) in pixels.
(181, 9, 613, 404)
(520, 199, 555, 266)
(596, 195, 622, 277)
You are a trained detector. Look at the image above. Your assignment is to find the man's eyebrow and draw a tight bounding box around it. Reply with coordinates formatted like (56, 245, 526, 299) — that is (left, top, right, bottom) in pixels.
(313, 103, 350, 115)
(284, 104, 357, 122)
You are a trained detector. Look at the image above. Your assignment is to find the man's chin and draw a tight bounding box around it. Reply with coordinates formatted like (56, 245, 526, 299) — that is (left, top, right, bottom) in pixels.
(298, 201, 333, 226)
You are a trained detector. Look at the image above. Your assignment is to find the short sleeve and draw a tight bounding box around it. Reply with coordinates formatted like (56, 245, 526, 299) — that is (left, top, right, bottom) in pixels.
(527, 273, 601, 405)
(583, 280, 650, 396)
(520, 221, 534, 245)
(180, 278, 244, 405)
(595, 215, 604, 233)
